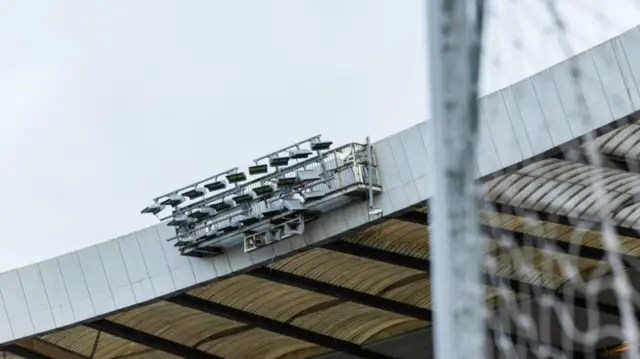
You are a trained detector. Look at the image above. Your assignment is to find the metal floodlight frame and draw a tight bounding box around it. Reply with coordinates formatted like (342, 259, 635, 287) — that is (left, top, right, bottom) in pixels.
(152, 167, 238, 203)
(289, 148, 312, 159)
(248, 163, 269, 175)
(310, 139, 333, 151)
(269, 156, 290, 167)
(232, 192, 254, 204)
(181, 186, 208, 200)
(141, 203, 165, 215)
(226, 172, 247, 184)
(163, 141, 361, 221)
(253, 183, 276, 196)
(277, 176, 298, 187)
(160, 195, 188, 207)
(204, 180, 227, 192)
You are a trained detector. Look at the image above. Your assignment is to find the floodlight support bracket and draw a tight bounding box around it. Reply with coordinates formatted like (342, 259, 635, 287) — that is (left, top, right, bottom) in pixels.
(253, 135, 321, 163)
(153, 167, 238, 201)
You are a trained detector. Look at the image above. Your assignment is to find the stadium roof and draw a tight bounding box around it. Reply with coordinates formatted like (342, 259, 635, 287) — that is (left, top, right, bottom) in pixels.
(3, 24, 640, 359)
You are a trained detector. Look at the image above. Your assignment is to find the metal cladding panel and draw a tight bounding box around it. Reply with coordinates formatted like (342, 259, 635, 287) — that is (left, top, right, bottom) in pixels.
(1, 24, 640, 344)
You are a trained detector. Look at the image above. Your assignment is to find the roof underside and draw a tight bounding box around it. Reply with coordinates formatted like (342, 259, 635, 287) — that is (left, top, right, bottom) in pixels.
(4, 121, 640, 359)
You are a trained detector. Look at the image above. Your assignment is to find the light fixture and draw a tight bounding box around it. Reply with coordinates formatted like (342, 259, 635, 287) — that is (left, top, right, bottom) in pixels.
(289, 148, 312, 159)
(232, 192, 254, 204)
(277, 177, 297, 187)
(217, 222, 240, 233)
(248, 164, 269, 175)
(167, 215, 192, 227)
(302, 190, 325, 201)
(282, 199, 304, 211)
(297, 170, 320, 183)
(261, 205, 285, 218)
(310, 141, 333, 151)
(181, 186, 208, 200)
(204, 180, 227, 191)
(269, 156, 290, 167)
(141, 203, 165, 215)
(209, 199, 233, 212)
(237, 214, 262, 226)
(188, 207, 214, 220)
(161, 195, 187, 207)
(226, 172, 247, 184)
(253, 184, 275, 196)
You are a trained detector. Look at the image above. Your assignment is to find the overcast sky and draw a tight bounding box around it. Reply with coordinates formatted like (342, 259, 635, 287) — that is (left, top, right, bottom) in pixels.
(1, 0, 640, 271)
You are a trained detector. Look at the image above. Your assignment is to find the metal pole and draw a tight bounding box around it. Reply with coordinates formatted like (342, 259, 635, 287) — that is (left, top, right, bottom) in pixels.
(427, 1, 486, 359)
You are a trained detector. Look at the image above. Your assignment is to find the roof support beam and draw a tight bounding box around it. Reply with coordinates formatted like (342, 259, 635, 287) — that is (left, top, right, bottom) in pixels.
(3, 344, 55, 359)
(250, 268, 431, 320)
(396, 204, 640, 269)
(167, 294, 394, 359)
(14, 339, 85, 359)
(85, 320, 222, 359)
(325, 240, 634, 326)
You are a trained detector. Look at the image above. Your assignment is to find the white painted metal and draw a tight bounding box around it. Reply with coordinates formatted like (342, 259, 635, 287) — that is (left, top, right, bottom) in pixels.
(427, 0, 486, 359)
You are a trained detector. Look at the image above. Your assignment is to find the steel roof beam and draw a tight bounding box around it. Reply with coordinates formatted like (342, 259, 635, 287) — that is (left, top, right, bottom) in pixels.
(3, 344, 54, 359)
(167, 294, 394, 359)
(250, 267, 431, 321)
(326, 240, 635, 325)
(85, 320, 222, 359)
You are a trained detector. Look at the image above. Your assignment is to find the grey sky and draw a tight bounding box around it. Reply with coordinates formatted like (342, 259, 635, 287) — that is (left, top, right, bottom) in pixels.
(1, 0, 639, 271)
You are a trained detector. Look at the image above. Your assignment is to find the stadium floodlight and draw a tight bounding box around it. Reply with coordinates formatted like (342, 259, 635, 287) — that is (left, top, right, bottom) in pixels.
(161, 195, 188, 207)
(237, 214, 262, 226)
(141, 203, 165, 215)
(253, 183, 275, 197)
(204, 180, 227, 191)
(209, 199, 233, 212)
(269, 156, 290, 167)
(277, 177, 297, 187)
(261, 205, 285, 218)
(302, 190, 325, 201)
(181, 186, 208, 200)
(217, 221, 240, 233)
(167, 215, 193, 227)
(289, 148, 312, 159)
(248, 164, 269, 175)
(282, 198, 304, 211)
(226, 172, 247, 184)
(297, 170, 320, 183)
(310, 140, 333, 151)
(232, 192, 255, 205)
(188, 207, 214, 220)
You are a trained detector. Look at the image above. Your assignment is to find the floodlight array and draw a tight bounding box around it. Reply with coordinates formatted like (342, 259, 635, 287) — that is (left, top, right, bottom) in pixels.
(142, 135, 381, 257)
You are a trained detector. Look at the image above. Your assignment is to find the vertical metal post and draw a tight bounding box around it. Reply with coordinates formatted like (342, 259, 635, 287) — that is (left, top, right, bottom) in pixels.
(427, 1, 486, 359)
(366, 136, 374, 210)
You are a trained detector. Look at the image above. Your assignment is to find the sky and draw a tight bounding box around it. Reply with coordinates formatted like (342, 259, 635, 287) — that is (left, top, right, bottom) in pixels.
(1, 0, 640, 271)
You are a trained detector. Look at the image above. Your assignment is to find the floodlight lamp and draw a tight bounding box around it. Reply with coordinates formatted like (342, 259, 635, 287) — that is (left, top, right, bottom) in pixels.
(289, 148, 312, 159)
(282, 199, 304, 211)
(302, 190, 325, 201)
(218, 221, 239, 233)
(226, 172, 247, 184)
(141, 203, 165, 215)
(209, 199, 233, 212)
(188, 207, 214, 219)
(232, 192, 255, 204)
(237, 214, 262, 226)
(181, 186, 208, 200)
(297, 170, 320, 183)
(248, 164, 269, 175)
(204, 180, 227, 192)
(161, 195, 188, 207)
(261, 205, 284, 218)
(269, 156, 290, 167)
(167, 215, 193, 227)
(310, 141, 333, 151)
(277, 177, 298, 187)
(253, 183, 275, 196)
